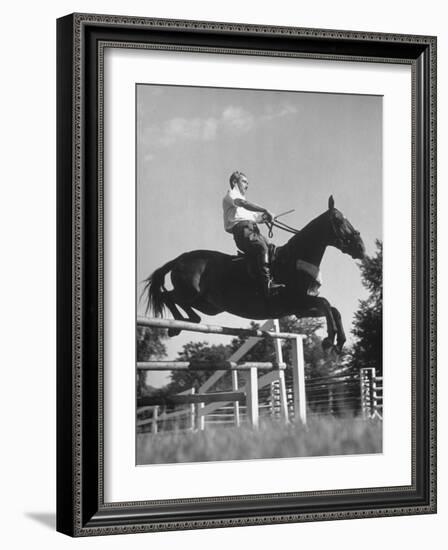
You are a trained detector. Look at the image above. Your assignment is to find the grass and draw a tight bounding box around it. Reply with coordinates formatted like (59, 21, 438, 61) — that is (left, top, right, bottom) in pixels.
(136, 416, 382, 465)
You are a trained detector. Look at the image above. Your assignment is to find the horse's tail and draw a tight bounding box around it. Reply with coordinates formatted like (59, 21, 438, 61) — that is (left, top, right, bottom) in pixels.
(141, 258, 177, 317)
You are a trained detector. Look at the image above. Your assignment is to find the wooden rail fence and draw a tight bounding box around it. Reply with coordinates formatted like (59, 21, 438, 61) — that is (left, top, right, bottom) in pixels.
(137, 317, 306, 431)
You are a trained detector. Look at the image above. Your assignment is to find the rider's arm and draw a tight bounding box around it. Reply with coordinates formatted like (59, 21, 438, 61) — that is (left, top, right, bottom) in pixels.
(234, 198, 273, 220)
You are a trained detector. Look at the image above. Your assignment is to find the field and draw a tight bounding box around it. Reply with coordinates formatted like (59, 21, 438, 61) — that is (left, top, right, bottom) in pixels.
(136, 416, 382, 465)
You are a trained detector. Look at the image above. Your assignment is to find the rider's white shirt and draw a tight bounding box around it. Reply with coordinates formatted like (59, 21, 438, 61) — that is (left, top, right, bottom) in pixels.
(222, 186, 264, 233)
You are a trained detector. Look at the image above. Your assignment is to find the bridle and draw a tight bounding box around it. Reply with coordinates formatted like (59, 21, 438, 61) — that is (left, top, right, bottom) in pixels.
(265, 210, 300, 238)
(265, 209, 360, 252)
(329, 214, 360, 253)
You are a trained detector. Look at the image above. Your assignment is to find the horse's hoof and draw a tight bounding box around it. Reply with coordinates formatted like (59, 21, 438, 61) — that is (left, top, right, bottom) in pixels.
(168, 328, 181, 337)
(322, 338, 341, 359)
(322, 338, 334, 350)
(336, 343, 344, 354)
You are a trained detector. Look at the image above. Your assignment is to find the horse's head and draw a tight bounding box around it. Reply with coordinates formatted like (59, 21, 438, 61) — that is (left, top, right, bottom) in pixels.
(327, 196, 365, 260)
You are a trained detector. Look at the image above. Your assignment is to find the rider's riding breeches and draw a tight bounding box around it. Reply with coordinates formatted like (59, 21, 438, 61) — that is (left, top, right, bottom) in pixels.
(232, 221, 269, 257)
(231, 221, 271, 294)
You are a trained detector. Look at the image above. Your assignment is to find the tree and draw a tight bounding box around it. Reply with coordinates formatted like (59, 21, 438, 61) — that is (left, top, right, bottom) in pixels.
(350, 239, 383, 375)
(136, 326, 167, 398)
(228, 317, 324, 382)
(168, 341, 232, 394)
(165, 317, 325, 395)
(160, 316, 364, 417)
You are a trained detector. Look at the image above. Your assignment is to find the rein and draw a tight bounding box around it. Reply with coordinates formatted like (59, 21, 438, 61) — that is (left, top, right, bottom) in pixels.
(266, 219, 300, 238)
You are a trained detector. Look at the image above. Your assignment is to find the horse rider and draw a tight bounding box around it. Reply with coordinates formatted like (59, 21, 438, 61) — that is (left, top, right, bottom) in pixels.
(222, 171, 283, 297)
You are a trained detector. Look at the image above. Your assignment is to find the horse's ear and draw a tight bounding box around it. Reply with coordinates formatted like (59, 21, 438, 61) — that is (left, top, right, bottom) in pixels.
(328, 195, 335, 210)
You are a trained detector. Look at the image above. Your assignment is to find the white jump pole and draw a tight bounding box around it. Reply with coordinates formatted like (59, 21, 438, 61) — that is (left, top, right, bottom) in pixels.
(291, 336, 307, 424)
(195, 319, 274, 427)
(272, 320, 289, 423)
(246, 367, 259, 428)
(151, 406, 159, 434)
(190, 387, 196, 431)
(197, 402, 205, 431)
(231, 370, 241, 427)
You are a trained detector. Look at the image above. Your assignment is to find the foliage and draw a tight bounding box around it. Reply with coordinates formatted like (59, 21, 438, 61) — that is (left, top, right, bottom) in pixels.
(228, 317, 323, 369)
(350, 240, 383, 375)
(137, 326, 167, 362)
(165, 317, 325, 394)
(136, 327, 167, 398)
(168, 341, 232, 394)
(141, 315, 365, 423)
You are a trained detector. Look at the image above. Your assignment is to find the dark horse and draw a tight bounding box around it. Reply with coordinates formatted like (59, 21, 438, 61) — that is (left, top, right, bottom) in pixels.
(143, 197, 365, 351)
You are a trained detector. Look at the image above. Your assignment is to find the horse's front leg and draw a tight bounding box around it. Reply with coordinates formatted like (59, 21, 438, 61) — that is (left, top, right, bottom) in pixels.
(331, 306, 346, 351)
(302, 295, 337, 350)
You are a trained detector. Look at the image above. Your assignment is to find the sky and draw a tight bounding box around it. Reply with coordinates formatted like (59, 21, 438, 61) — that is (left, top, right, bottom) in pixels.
(136, 84, 382, 387)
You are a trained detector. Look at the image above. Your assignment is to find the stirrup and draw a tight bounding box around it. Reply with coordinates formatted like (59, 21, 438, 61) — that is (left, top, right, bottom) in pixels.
(263, 280, 285, 297)
(268, 281, 285, 293)
(269, 281, 285, 290)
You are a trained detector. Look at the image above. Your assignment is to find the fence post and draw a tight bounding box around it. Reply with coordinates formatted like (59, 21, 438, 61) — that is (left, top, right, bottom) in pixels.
(372, 369, 377, 417)
(231, 370, 241, 427)
(273, 320, 289, 423)
(246, 367, 259, 428)
(270, 381, 280, 418)
(360, 367, 374, 419)
(360, 369, 366, 418)
(190, 388, 196, 431)
(151, 406, 159, 434)
(371, 369, 383, 419)
(291, 336, 307, 424)
(328, 387, 334, 415)
(277, 370, 289, 423)
(197, 402, 205, 431)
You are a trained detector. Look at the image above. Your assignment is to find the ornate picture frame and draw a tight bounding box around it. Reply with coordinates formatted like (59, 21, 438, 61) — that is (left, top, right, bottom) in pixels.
(57, 13, 436, 536)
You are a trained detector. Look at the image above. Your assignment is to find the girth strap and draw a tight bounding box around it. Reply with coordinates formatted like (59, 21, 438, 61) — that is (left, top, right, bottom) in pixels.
(296, 260, 322, 290)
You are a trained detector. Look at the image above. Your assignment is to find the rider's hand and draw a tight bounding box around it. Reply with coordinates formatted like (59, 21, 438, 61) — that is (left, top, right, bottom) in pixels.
(262, 210, 273, 223)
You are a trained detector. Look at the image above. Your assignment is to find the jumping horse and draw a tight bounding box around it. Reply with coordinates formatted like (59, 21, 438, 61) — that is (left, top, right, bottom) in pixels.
(142, 196, 365, 352)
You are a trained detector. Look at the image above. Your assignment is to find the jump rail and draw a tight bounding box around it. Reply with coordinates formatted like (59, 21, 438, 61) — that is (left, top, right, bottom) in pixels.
(137, 361, 286, 371)
(139, 391, 246, 407)
(137, 316, 304, 340)
(137, 317, 307, 430)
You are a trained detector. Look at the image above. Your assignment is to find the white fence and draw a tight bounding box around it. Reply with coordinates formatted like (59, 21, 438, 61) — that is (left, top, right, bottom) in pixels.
(137, 317, 383, 433)
(137, 317, 306, 431)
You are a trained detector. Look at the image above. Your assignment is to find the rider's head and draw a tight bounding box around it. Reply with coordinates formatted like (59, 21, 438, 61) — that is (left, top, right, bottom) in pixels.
(229, 171, 248, 194)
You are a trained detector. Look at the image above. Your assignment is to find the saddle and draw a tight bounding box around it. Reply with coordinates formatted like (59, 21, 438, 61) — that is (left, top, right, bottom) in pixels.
(233, 243, 277, 265)
(232, 246, 322, 296)
(232, 244, 279, 288)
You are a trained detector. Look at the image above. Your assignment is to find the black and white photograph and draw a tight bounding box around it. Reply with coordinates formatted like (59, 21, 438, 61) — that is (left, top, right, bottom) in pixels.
(52, 8, 436, 539)
(136, 83, 383, 465)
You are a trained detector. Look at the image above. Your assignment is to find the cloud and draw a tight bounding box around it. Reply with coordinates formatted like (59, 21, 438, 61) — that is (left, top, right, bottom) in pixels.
(143, 102, 299, 149)
(221, 106, 254, 133)
(158, 117, 218, 146)
(150, 107, 254, 147)
(261, 103, 299, 121)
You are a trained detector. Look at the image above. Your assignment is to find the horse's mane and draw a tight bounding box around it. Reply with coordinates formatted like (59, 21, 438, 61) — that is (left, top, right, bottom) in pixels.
(277, 210, 329, 259)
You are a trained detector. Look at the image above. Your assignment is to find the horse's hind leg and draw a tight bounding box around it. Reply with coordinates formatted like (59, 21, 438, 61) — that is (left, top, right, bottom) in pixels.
(162, 291, 187, 336)
(182, 305, 201, 323)
(163, 291, 202, 336)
